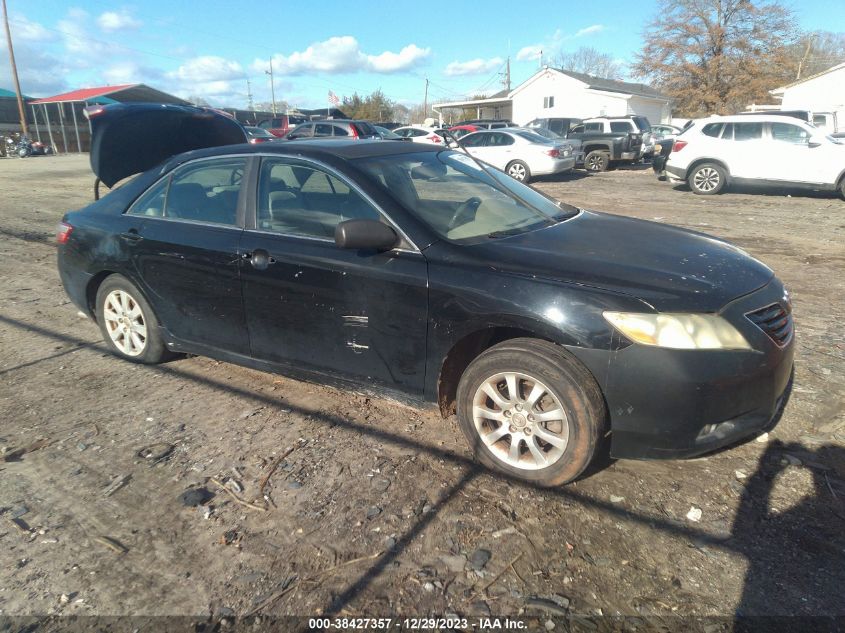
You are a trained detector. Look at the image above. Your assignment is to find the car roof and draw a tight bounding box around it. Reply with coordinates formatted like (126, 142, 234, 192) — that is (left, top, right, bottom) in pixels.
(699, 114, 809, 124)
(163, 138, 442, 169)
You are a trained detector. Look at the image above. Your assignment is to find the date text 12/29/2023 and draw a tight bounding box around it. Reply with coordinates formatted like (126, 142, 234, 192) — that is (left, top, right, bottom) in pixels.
(307, 617, 529, 630)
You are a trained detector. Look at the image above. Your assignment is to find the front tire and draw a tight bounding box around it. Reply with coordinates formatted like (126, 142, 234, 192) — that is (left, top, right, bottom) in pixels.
(584, 150, 609, 172)
(506, 160, 531, 183)
(95, 274, 168, 364)
(456, 338, 606, 486)
(688, 162, 726, 195)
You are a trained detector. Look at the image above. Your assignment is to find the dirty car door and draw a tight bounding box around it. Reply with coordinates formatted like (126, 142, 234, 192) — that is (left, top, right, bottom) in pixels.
(127, 157, 250, 355)
(239, 157, 429, 394)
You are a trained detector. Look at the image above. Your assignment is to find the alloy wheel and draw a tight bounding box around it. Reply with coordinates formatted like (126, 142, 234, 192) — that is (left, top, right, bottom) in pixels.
(693, 167, 720, 192)
(472, 371, 569, 470)
(103, 289, 147, 356)
(508, 163, 527, 181)
(586, 154, 605, 171)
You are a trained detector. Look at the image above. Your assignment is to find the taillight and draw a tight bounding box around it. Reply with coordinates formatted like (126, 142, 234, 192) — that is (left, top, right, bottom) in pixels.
(350, 127, 359, 139)
(672, 140, 688, 152)
(57, 222, 73, 244)
(428, 135, 442, 143)
(83, 105, 105, 120)
(545, 148, 560, 157)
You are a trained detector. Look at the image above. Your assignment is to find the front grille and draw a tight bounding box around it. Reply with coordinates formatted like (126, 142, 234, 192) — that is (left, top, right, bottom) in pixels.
(746, 303, 793, 346)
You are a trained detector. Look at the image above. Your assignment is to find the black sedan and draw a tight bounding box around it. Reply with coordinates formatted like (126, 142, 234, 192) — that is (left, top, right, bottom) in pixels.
(58, 104, 794, 486)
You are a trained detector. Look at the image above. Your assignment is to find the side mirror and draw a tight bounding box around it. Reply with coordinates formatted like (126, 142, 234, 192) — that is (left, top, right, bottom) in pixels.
(808, 138, 822, 148)
(335, 219, 398, 251)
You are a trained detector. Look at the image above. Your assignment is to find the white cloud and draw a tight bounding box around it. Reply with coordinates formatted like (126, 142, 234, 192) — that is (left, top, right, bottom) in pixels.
(8, 15, 55, 42)
(170, 56, 246, 83)
(97, 10, 142, 32)
(575, 24, 604, 37)
(444, 57, 503, 76)
(368, 44, 430, 73)
(516, 46, 543, 62)
(253, 36, 430, 75)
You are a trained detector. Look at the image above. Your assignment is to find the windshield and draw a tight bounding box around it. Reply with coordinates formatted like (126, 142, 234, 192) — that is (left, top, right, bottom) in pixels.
(354, 150, 578, 242)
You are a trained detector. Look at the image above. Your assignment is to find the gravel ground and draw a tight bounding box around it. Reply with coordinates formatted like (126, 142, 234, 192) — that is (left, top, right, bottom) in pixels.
(0, 154, 843, 625)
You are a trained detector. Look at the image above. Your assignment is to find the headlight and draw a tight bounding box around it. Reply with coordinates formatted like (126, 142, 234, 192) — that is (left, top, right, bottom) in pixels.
(603, 312, 751, 350)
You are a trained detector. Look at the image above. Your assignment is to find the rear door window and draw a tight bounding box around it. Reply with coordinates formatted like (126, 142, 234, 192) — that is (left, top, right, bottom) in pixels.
(132, 158, 246, 225)
(701, 123, 723, 138)
(733, 123, 763, 141)
(314, 123, 333, 137)
(584, 122, 603, 132)
(461, 133, 489, 147)
(610, 121, 633, 133)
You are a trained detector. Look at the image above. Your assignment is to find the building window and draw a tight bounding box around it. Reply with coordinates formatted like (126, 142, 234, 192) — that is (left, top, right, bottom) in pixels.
(543, 96, 555, 108)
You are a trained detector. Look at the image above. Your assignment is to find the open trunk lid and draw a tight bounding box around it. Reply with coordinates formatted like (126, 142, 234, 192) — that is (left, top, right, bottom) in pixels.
(85, 103, 248, 187)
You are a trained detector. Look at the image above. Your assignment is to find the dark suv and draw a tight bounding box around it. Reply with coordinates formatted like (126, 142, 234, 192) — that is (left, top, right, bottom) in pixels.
(256, 114, 308, 138)
(285, 120, 380, 140)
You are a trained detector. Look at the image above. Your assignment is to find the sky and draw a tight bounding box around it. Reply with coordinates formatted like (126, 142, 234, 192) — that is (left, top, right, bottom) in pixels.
(1, 0, 842, 110)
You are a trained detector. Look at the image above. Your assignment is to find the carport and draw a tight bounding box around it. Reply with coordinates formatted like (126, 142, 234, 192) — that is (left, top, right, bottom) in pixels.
(27, 84, 190, 153)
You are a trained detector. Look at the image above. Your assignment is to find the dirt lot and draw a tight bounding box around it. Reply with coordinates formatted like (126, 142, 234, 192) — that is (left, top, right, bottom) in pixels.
(1, 154, 844, 626)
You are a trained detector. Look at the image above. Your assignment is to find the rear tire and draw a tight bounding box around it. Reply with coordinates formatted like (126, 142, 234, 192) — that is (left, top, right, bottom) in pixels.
(506, 160, 531, 183)
(839, 178, 845, 201)
(95, 274, 168, 364)
(688, 162, 726, 195)
(584, 151, 609, 172)
(456, 338, 606, 486)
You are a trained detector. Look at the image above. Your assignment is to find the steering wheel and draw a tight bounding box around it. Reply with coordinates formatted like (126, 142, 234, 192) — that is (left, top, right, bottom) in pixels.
(449, 196, 482, 229)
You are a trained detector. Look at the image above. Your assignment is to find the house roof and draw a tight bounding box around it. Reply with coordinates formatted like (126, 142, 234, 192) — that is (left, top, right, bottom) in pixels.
(0, 88, 32, 99)
(770, 61, 845, 94)
(29, 83, 189, 105)
(554, 69, 670, 99)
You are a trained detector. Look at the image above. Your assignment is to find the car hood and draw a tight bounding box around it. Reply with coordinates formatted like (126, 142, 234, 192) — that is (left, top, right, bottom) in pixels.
(466, 210, 773, 313)
(86, 103, 247, 187)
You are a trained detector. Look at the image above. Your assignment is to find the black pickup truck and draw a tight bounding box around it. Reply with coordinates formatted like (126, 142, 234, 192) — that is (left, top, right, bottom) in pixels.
(526, 117, 643, 171)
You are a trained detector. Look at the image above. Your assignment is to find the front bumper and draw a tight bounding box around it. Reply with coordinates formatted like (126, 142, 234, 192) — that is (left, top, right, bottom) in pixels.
(569, 280, 795, 460)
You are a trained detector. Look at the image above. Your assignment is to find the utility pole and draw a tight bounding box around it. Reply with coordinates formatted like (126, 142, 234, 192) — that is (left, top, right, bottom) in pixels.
(265, 59, 277, 115)
(246, 79, 254, 112)
(499, 57, 511, 92)
(423, 77, 429, 120)
(796, 35, 814, 80)
(2, 0, 28, 136)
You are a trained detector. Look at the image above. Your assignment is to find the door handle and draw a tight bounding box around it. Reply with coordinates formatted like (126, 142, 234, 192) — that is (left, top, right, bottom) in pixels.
(119, 229, 143, 243)
(242, 249, 275, 270)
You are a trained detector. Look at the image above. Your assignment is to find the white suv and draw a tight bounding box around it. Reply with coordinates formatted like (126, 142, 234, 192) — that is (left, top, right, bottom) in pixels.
(663, 114, 845, 198)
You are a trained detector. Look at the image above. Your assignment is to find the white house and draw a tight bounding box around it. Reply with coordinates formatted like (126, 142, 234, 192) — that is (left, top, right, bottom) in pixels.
(432, 67, 672, 126)
(769, 62, 845, 133)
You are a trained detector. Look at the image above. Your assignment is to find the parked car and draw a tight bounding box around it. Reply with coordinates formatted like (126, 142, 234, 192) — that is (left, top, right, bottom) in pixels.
(528, 117, 643, 171)
(256, 114, 308, 138)
(244, 126, 277, 144)
(518, 126, 584, 164)
(374, 125, 404, 140)
(454, 119, 515, 129)
(448, 124, 484, 139)
(660, 114, 845, 197)
(582, 115, 654, 158)
(284, 120, 380, 140)
(393, 126, 445, 144)
(62, 103, 795, 486)
(457, 128, 576, 183)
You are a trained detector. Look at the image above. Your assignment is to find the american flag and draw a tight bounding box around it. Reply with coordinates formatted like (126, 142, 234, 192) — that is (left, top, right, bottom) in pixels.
(328, 90, 340, 105)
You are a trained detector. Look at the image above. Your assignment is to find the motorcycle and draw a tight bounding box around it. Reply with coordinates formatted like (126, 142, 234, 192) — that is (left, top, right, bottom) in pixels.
(4, 134, 54, 158)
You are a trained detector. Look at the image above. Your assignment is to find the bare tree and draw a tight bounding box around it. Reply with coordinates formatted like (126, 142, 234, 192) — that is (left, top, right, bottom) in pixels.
(555, 47, 624, 80)
(633, 0, 799, 117)
(788, 31, 845, 80)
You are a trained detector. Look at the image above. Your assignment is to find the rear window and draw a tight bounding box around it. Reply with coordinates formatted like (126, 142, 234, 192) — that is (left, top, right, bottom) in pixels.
(633, 116, 652, 132)
(287, 116, 307, 126)
(701, 123, 723, 138)
(510, 129, 553, 144)
(610, 121, 633, 133)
